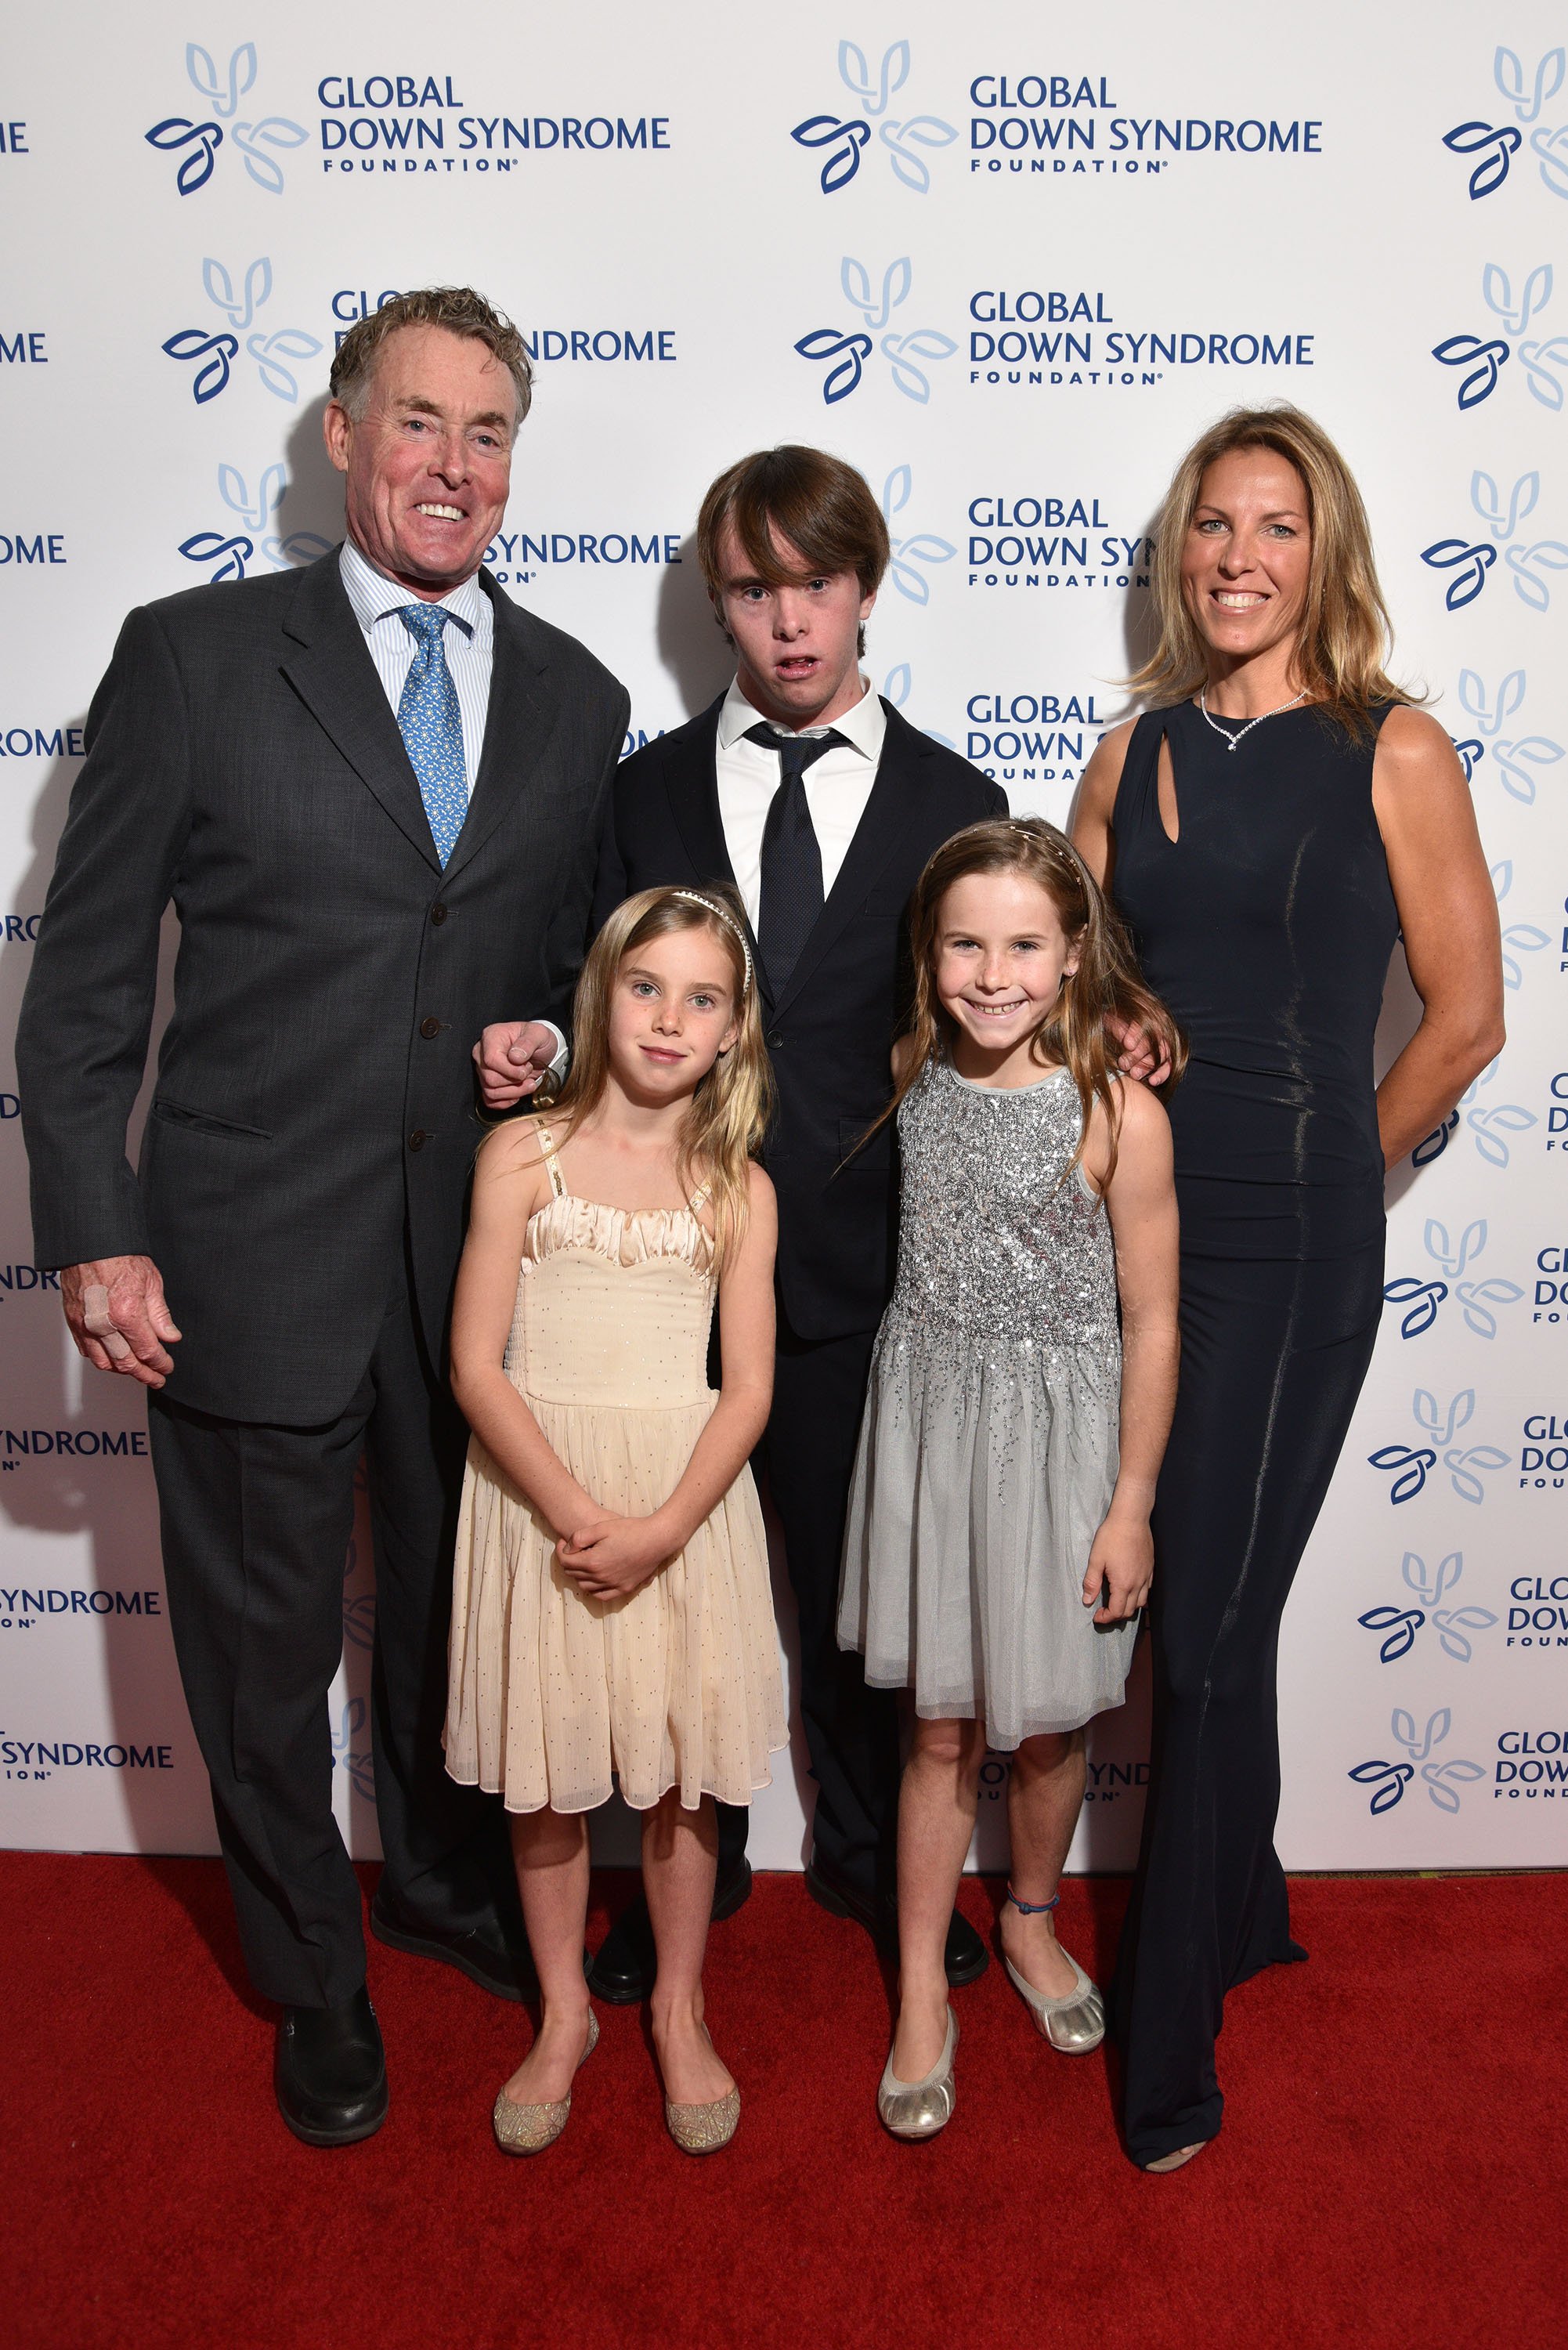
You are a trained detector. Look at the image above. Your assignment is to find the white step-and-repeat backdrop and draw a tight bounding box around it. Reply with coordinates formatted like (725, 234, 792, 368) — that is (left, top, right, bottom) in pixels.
(2, 2, 1564, 1875)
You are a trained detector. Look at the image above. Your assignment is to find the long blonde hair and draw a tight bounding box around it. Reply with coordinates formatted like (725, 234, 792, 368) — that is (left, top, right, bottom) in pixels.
(874, 819, 1186, 1185)
(1129, 403, 1416, 729)
(543, 886, 773, 1274)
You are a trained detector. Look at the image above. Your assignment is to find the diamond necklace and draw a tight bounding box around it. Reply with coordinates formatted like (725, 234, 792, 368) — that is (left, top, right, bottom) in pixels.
(1198, 685, 1308, 751)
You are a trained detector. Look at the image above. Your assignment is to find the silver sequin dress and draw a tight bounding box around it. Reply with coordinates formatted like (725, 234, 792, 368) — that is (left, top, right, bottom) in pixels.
(837, 1058, 1133, 1747)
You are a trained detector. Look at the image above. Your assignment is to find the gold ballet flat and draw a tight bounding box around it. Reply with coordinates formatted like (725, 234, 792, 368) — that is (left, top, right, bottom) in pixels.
(665, 2083, 741, 2154)
(1003, 1948, 1107, 2054)
(492, 2008, 599, 2154)
(877, 2007, 959, 2140)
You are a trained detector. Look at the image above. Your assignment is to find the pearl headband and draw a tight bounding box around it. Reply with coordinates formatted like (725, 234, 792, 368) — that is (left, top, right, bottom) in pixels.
(671, 888, 754, 996)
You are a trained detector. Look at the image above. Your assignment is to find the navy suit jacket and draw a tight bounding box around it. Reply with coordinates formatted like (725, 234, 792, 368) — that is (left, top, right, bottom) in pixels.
(594, 696, 1004, 1341)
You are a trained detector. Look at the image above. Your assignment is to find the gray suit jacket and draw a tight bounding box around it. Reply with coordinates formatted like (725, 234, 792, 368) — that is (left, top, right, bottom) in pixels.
(17, 548, 627, 1423)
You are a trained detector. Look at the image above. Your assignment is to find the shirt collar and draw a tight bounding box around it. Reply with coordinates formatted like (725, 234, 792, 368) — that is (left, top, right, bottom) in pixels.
(339, 537, 486, 642)
(718, 672, 885, 759)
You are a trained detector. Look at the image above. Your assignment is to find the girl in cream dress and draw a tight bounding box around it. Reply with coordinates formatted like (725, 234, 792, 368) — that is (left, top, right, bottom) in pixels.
(445, 887, 784, 2157)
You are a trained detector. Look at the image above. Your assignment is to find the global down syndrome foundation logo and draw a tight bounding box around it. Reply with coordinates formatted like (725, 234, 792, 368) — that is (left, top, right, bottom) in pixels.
(1367, 1388, 1508, 1506)
(145, 41, 306, 196)
(1432, 261, 1568, 410)
(1348, 1708, 1483, 1815)
(1442, 44, 1568, 202)
(789, 38, 956, 194)
(178, 463, 334, 585)
(1382, 1214, 1523, 1342)
(1357, 1551, 1496, 1665)
(1421, 468, 1568, 611)
(794, 255, 956, 404)
(162, 257, 322, 407)
(1447, 666, 1563, 806)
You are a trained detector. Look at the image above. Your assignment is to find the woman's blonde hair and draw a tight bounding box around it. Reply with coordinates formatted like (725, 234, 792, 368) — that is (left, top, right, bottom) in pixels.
(542, 886, 773, 1274)
(873, 819, 1186, 1185)
(1129, 403, 1415, 729)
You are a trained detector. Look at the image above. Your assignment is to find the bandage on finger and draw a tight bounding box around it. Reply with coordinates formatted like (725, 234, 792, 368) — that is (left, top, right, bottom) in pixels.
(81, 1282, 135, 1361)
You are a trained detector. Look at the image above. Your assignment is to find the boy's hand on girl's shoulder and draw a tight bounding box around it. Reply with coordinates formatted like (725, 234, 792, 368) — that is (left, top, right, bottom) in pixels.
(556, 1512, 674, 1600)
(1082, 1512, 1154, 1625)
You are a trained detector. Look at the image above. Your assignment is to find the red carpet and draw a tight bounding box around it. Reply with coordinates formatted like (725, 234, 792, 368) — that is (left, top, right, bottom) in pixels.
(5, 1858, 1563, 2350)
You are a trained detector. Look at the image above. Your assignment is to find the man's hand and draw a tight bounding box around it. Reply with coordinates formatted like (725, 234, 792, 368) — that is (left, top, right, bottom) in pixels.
(1107, 1014, 1172, 1088)
(62, 1256, 182, 1389)
(473, 1021, 561, 1113)
(1082, 1509, 1154, 1625)
(555, 1512, 674, 1602)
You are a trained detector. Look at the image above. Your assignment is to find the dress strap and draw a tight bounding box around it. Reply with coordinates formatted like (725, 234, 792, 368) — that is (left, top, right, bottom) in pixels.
(687, 1177, 712, 1213)
(1112, 710, 1169, 840)
(535, 1120, 567, 1200)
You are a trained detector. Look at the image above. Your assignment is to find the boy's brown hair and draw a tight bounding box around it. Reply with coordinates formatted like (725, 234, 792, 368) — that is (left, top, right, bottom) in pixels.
(696, 446, 891, 610)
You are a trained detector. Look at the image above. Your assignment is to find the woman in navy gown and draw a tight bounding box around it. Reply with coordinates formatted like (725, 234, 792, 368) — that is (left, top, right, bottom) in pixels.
(1074, 406, 1503, 2171)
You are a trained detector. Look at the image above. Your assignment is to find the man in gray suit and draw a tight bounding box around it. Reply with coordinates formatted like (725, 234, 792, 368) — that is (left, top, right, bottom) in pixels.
(17, 287, 626, 2144)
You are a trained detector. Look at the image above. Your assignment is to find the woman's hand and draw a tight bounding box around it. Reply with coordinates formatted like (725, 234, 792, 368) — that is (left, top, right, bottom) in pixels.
(1105, 1014, 1172, 1086)
(1082, 1508, 1154, 1624)
(555, 1512, 675, 1600)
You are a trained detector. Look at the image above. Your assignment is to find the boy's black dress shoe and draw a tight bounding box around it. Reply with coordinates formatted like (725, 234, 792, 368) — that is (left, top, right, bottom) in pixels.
(804, 1859, 990, 1986)
(369, 1888, 536, 2003)
(274, 1987, 388, 2146)
(587, 1858, 753, 2004)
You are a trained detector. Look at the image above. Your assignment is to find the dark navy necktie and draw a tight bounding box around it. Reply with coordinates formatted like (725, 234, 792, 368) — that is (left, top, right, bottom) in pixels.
(744, 722, 849, 998)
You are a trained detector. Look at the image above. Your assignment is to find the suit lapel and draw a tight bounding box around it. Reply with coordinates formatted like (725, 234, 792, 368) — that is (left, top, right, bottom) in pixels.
(661, 700, 735, 888)
(440, 574, 555, 884)
(278, 550, 442, 873)
(771, 700, 930, 1018)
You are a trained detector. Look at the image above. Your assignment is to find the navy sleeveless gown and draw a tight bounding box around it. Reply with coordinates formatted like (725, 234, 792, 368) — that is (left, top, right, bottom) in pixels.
(1108, 700, 1398, 2165)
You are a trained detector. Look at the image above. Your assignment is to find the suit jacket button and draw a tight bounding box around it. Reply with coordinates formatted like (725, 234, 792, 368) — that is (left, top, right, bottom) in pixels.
(767, 1032, 784, 1050)
(407, 1129, 428, 1152)
(429, 903, 448, 926)
(420, 1017, 442, 1039)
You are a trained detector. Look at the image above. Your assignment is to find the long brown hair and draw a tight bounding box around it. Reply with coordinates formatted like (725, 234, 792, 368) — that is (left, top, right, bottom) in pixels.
(1129, 403, 1416, 730)
(541, 886, 773, 1274)
(878, 819, 1185, 1185)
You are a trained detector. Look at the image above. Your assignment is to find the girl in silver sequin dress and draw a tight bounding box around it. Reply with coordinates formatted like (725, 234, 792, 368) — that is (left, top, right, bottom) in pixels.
(837, 819, 1182, 2139)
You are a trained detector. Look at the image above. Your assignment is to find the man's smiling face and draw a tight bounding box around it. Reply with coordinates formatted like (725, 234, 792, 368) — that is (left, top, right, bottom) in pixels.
(324, 324, 517, 598)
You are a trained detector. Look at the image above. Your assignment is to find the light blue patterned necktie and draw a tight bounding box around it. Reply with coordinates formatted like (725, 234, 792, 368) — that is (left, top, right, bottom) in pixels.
(396, 604, 468, 866)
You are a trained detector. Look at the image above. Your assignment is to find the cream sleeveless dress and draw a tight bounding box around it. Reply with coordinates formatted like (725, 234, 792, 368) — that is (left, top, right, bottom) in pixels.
(443, 1124, 786, 1815)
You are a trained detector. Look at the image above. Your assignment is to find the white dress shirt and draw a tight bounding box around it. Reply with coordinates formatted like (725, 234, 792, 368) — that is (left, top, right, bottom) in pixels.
(338, 537, 493, 794)
(341, 539, 569, 1071)
(715, 674, 886, 929)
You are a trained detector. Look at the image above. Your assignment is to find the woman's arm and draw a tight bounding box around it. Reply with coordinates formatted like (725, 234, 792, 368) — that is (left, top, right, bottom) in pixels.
(1083, 1081, 1180, 1624)
(556, 1167, 779, 1600)
(448, 1127, 604, 1542)
(1372, 707, 1505, 1169)
(1069, 719, 1134, 890)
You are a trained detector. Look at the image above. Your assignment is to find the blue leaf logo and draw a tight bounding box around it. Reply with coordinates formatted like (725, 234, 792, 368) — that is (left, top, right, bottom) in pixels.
(1382, 1276, 1448, 1338)
(161, 327, 239, 403)
(1367, 1444, 1436, 1504)
(1442, 119, 1523, 198)
(1494, 45, 1566, 122)
(1357, 1603, 1425, 1662)
(1420, 537, 1496, 609)
(1411, 1110, 1458, 1166)
(145, 117, 223, 194)
(793, 327, 873, 404)
(1433, 333, 1511, 407)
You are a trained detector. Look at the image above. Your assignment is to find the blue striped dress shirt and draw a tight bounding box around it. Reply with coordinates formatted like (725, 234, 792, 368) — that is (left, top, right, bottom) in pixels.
(338, 537, 493, 795)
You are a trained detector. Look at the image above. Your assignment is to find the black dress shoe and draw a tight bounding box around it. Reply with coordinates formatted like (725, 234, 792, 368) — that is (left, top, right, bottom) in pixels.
(274, 1986, 388, 2146)
(370, 1888, 536, 2004)
(587, 1858, 754, 2005)
(804, 1860, 991, 1987)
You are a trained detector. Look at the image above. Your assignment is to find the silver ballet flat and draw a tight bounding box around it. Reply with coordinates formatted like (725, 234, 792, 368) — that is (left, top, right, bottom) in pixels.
(877, 2007, 959, 2139)
(492, 2008, 599, 2153)
(1003, 1948, 1106, 2053)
